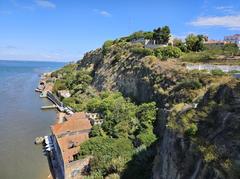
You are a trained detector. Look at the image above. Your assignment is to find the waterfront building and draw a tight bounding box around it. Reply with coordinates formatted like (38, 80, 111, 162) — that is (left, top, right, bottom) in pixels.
(50, 112, 92, 179)
(57, 90, 71, 99)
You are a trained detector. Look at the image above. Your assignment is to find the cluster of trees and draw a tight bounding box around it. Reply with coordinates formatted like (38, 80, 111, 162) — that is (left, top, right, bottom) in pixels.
(153, 26, 171, 44)
(173, 34, 207, 52)
(181, 43, 240, 63)
(125, 25, 171, 45)
(131, 45, 182, 60)
(79, 137, 134, 177)
(78, 92, 157, 177)
(53, 68, 92, 95)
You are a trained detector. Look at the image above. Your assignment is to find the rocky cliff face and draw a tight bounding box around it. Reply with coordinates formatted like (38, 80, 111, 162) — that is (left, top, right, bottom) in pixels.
(153, 83, 240, 179)
(76, 43, 240, 179)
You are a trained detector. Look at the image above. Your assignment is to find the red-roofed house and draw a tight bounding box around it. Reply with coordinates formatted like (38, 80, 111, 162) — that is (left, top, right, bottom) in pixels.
(50, 112, 92, 179)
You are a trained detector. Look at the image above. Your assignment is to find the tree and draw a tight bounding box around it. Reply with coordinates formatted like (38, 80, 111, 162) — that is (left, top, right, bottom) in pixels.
(223, 43, 239, 56)
(185, 34, 205, 52)
(143, 31, 154, 39)
(79, 137, 134, 176)
(153, 26, 171, 44)
(137, 102, 157, 130)
(161, 26, 171, 44)
(137, 127, 157, 146)
(90, 125, 106, 137)
(153, 27, 161, 44)
(173, 38, 188, 52)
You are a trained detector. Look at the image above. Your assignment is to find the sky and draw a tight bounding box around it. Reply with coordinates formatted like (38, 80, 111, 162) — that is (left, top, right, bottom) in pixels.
(0, 0, 240, 62)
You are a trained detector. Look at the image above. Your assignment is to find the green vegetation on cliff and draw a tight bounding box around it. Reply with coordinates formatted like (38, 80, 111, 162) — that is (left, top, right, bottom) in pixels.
(51, 27, 240, 178)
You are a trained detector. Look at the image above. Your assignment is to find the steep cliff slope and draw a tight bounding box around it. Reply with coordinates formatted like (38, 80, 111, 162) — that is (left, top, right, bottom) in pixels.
(55, 40, 240, 178)
(153, 82, 240, 179)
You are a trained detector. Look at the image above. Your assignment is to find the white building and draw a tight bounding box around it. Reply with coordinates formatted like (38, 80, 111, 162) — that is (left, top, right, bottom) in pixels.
(131, 35, 174, 49)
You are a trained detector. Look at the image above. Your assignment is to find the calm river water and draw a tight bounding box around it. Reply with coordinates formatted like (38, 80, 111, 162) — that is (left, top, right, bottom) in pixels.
(0, 60, 65, 179)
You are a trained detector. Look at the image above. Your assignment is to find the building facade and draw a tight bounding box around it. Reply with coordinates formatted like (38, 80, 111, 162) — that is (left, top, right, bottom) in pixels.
(224, 34, 240, 47)
(50, 112, 92, 179)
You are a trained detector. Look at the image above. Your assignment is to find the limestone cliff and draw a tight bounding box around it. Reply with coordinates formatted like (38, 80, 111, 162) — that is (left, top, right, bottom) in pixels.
(75, 41, 240, 179)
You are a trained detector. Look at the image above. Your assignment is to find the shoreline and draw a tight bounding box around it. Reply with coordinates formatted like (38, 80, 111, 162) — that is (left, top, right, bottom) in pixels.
(37, 72, 60, 179)
(37, 72, 89, 179)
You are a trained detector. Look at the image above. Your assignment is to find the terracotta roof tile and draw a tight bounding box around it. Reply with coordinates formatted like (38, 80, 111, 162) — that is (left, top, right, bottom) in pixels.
(50, 112, 92, 164)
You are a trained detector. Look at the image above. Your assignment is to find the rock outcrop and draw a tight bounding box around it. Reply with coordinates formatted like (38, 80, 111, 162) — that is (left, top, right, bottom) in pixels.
(75, 42, 240, 179)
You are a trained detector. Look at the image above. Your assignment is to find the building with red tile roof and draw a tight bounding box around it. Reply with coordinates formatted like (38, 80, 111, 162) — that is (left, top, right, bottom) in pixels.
(50, 112, 92, 179)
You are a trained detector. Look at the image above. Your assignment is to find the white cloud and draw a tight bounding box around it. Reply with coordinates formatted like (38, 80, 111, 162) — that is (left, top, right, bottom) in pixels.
(190, 15, 240, 29)
(10, 0, 35, 11)
(215, 5, 237, 15)
(93, 9, 111, 17)
(35, 0, 56, 9)
(100, 11, 111, 17)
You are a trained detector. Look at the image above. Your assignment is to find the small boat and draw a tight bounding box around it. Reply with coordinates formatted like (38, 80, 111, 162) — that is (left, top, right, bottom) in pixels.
(40, 92, 47, 98)
(41, 105, 56, 110)
(35, 88, 42, 92)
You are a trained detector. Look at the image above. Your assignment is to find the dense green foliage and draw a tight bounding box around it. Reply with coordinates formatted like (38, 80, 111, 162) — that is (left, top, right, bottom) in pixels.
(153, 26, 171, 44)
(76, 92, 157, 177)
(103, 40, 114, 55)
(173, 39, 188, 52)
(125, 31, 154, 41)
(180, 51, 215, 62)
(52, 64, 158, 178)
(51, 63, 78, 78)
(154, 46, 182, 60)
(86, 92, 157, 139)
(130, 47, 154, 56)
(52, 64, 92, 95)
(181, 43, 240, 63)
(223, 43, 240, 56)
(211, 69, 225, 76)
(185, 34, 205, 52)
(79, 137, 134, 177)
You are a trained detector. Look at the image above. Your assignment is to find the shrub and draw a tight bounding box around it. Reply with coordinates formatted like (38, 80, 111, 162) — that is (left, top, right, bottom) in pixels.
(177, 80, 202, 90)
(223, 43, 239, 56)
(90, 125, 106, 137)
(211, 69, 225, 76)
(199, 145, 218, 163)
(62, 97, 76, 107)
(131, 47, 154, 56)
(185, 123, 198, 136)
(173, 39, 188, 52)
(137, 128, 157, 147)
(137, 102, 157, 129)
(103, 40, 114, 55)
(79, 137, 134, 176)
(125, 31, 154, 42)
(154, 46, 182, 60)
(229, 70, 240, 74)
(181, 51, 215, 62)
(53, 79, 67, 92)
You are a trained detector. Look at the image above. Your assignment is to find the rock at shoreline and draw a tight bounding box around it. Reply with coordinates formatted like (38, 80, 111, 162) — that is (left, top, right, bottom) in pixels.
(34, 136, 44, 145)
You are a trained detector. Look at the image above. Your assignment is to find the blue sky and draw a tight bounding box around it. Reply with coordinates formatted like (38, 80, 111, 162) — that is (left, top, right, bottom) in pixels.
(0, 0, 240, 62)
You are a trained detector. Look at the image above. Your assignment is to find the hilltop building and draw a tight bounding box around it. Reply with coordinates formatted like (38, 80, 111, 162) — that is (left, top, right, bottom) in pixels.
(203, 40, 227, 48)
(131, 35, 174, 49)
(224, 34, 240, 47)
